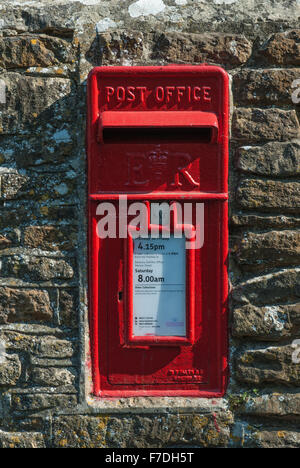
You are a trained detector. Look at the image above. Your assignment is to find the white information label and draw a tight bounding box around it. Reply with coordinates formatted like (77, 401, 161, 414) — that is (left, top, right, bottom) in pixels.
(133, 236, 186, 337)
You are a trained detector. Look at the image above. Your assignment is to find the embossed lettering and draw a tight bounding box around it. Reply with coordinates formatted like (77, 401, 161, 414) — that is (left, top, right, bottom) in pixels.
(171, 155, 200, 189)
(105, 85, 214, 105)
(125, 155, 149, 186)
(203, 86, 212, 102)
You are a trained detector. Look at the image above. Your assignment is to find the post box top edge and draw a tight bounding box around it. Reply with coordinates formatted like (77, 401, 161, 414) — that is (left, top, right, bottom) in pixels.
(87, 65, 229, 84)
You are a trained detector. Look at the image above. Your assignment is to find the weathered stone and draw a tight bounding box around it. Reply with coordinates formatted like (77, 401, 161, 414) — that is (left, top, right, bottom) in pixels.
(0, 73, 74, 134)
(1, 172, 77, 201)
(0, 202, 78, 229)
(0, 35, 75, 69)
(0, 288, 53, 324)
(230, 213, 300, 230)
(33, 336, 74, 359)
(59, 289, 78, 327)
(151, 32, 252, 67)
(96, 30, 144, 66)
(0, 354, 21, 386)
(0, 430, 45, 448)
(0, 332, 74, 359)
(233, 269, 300, 306)
(23, 226, 76, 252)
(0, 132, 74, 169)
(258, 30, 300, 66)
(236, 179, 300, 213)
(236, 345, 300, 386)
(233, 69, 300, 105)
(232, 303, 300, 340)
(243, 393, 300, 418)
(0, 172, 29, 199)
(234, 230, 300, 269)
(232, 108, 300, 142)
(230, 421, 259, 448)
(31, 367, 76, 387)
(30, 357, 74, 367)
(0, 331, 36, 354)
(1, 255, 74, 281)
(237, 142, 300, 177)
(256, 429, 300, 448)
(53, 412, 233, 448)
(4, 415, 46, 433)
(0, 235, 12, 250)
(11, 394, 77, 412)
(0, 0, 299, 37)
(41, 204, 78, 224)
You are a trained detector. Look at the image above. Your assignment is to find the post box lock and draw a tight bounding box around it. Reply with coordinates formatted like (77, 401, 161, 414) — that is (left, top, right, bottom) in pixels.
(87, 66, 229, 397)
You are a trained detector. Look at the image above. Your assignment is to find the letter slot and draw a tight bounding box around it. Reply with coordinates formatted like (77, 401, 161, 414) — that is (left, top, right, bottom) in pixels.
(98, 111, 219, 143)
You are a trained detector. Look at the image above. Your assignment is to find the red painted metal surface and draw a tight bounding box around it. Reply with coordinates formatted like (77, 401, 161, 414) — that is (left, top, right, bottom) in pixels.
(87, 65, 229, 398)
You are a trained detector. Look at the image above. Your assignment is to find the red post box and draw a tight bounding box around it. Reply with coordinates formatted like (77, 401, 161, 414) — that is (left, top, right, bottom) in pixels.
(87, 65, 229, 397)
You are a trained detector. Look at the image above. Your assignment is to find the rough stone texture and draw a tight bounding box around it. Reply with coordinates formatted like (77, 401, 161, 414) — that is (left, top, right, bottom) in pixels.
(97, 30, 144, 66)
(0, 354, 21, 386)
(23, 226, 77, 252)
(59, 289, 78, 327)
(256, 430, 300, 448)
(31, 367, 76, 387)
(0, 430, 45, 448)
(0, 73, 74, 135)
(232, 108, 300, 142)
(237, 142, 300, 177)
(230, 213, 300, 230)
(232, 303, 300, 340)
(236, 345, 300, 385)
(11, 394, 77, 412)
(233, 269, 300, 306)
(233, 69, 300, 105)
(1, 255, 74, 281)
(33, 336, 75, 359)
(0, 35, 76, 69)
(0, 0, 299, 450)
(0, 288, 53, 324)
(236, 179, 300, 213)
(258, 30, 300, 66)
(150, 32, 252, 67)
(53, 412, 233, 448)
(233, 230, 300, 269)
(0, 331, 75, 358)
(0, 172, 29, 199)
(0, 235, 12, 250)
(0, 172, 77, 201)
(243, 393, 300, 418)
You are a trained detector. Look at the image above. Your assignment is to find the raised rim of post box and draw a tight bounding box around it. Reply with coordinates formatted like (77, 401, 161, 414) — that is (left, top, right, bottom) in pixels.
(87, 65, 230, 400)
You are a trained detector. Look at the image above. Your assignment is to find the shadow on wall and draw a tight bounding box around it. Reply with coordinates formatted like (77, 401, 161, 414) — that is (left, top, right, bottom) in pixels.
(0, 64, 86, 327)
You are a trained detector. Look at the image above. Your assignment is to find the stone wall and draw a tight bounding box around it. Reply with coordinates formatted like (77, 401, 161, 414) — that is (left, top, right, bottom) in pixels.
(0, 0, 299, 448)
